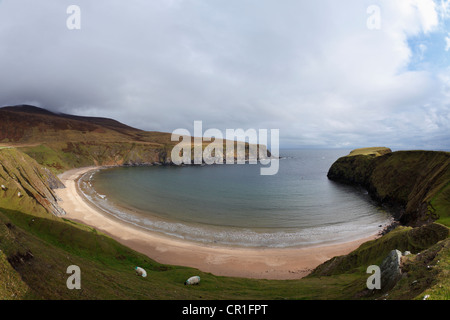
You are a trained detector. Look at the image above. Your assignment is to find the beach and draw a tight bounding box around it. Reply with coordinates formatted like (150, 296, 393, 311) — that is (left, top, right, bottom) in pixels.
(55, 166, 379, 280)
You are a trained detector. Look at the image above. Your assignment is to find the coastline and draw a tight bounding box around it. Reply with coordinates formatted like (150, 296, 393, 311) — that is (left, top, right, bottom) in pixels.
(55, 166, 379, 280)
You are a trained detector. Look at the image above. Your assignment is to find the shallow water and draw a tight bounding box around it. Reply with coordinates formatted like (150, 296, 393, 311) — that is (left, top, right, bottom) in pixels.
(79, 149, 392, 248)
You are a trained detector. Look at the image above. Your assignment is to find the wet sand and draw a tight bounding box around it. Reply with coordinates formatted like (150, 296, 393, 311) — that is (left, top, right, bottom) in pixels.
(55, 167, 378, 280)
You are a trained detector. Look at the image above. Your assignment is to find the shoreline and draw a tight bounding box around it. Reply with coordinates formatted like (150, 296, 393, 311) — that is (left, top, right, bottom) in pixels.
(55, 166, 379, 280)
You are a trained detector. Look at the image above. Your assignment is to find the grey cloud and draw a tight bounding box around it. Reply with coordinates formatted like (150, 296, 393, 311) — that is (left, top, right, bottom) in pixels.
(0, 0, 449, 149)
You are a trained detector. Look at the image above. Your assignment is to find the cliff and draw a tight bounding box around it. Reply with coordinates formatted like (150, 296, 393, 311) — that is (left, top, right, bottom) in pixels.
(327, 147, 450, 227)
(0, 148, 65, 217)
(307, 147, 450, 299)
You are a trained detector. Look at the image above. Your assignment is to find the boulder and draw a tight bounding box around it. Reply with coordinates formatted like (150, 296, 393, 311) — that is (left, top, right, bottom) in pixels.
(380, 249, 403, 291)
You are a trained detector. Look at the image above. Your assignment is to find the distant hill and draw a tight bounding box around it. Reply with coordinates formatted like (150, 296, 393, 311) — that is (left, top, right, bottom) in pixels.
(1, 104, 142, 133)
(0, 105, 187, 171)
(0, 105, 168, 145)
(0, 105, 267, 172)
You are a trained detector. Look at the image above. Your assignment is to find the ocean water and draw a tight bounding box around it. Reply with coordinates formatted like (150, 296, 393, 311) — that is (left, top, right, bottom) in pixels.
(79, 149, 392, 248)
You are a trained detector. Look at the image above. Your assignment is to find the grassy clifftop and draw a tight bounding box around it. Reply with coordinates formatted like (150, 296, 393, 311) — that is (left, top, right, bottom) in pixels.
(328, 148, 450, 227)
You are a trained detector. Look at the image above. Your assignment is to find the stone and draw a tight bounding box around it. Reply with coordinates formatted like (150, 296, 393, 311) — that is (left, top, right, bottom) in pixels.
(380, 249, 403, 291)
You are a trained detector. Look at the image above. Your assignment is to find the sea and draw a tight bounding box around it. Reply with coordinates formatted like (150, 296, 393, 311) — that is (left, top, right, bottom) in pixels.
(78, 149, 393, 248)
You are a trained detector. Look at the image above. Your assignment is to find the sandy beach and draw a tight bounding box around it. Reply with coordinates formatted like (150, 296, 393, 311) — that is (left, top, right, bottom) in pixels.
(55, 167, 379, 280)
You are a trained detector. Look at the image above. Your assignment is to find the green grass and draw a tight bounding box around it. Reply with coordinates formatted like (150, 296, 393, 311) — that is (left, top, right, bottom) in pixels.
(386, 238, 450, 300)
(1, 206, 448, 300)
(0, 207, 373, 300)
(310, 223, 449, 276)
(430, 181, 450, 227)
(0, 250, 32, 299)
(347, 147, 392, 157)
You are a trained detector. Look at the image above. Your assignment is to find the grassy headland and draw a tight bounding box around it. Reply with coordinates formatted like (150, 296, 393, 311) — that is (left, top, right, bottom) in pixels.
(328, 147, 450, 227)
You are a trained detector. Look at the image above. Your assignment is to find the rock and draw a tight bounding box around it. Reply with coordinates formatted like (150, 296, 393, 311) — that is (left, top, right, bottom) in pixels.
(1, 184, 6, 190)
(403, 251, 411, 256)
(380, 249, 403, 291)
(17, 192, 23, 198)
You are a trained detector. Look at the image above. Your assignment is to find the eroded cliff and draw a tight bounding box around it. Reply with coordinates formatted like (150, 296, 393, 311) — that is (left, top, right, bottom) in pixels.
(327, 148, 450, 226)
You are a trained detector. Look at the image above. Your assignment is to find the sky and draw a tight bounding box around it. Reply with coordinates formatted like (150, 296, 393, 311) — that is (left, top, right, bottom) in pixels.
(0, 0, 449, 150)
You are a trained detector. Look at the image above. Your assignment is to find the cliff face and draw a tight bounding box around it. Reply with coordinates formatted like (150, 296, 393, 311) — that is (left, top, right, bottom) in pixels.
(310, 148, 450, 299)
(0, 148, 65, 217)
(328, 148, 450, 227)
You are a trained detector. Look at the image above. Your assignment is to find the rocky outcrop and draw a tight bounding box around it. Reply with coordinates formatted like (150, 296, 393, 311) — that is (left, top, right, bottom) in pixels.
(309, 223, 449, 278)
(0, 148, 65, 217)
(380, 249, 403, 291)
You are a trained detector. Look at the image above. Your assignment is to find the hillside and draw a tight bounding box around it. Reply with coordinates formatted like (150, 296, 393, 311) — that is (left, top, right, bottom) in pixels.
(0, 105, 268, 172)
(0, 105, 162, 144)
(0, 148, 64, 217)
(0, 105, 177, 171)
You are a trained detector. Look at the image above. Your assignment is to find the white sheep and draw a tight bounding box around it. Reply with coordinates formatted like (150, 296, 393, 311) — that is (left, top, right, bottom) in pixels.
(135, 266, 147, 278)
(185, 276, 201, 285)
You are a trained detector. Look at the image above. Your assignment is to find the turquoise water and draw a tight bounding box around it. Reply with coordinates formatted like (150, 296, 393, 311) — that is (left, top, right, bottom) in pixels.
(79, 149, 392, 247)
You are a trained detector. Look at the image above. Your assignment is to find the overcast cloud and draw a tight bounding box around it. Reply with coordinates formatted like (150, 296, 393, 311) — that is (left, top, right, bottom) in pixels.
(0, 0, 449, 149)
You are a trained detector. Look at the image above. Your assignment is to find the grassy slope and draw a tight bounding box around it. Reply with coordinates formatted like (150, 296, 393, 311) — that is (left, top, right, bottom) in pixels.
(2, 204, 446, 300)
(311, 224, 449, 276)
(0, 250, 31, 300)
(0, 148, 64, 217)
(0, 207, 368, 300)
(19, 142, 164, 173)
